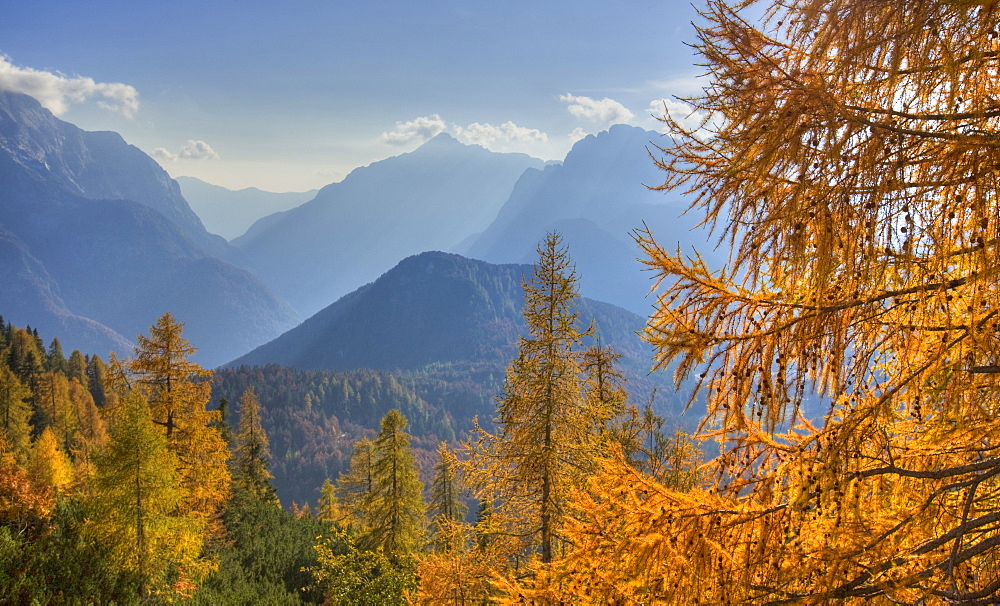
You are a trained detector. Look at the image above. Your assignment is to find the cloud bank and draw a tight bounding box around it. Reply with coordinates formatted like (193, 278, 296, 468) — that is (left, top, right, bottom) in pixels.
(380, 115, 548, 153)
(0, 55, 139, 117)
(648, 98, 701, 129)
(153, 140, 220, 163)
(454, 121, 547, 147)
(560, 93, 634, 125)
(568, 127, 589, 144)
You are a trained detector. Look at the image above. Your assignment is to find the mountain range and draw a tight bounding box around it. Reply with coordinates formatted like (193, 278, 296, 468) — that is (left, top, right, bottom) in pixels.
(218, 250, 698, 505)
(458, 124, 722, 315)
(175, 176, 318, 241)
(0, 88, 717, 379)
(232, 134, 545, 317)
(0, 91, 298, 366)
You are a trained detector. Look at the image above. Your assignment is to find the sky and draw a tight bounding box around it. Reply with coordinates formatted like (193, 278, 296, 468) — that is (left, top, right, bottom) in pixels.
(0, 0, 707, 192)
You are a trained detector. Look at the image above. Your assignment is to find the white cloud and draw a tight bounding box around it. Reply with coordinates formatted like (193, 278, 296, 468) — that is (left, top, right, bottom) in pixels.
(568, 127, 589, 144)
(152, 147, 178, 162)
(454, 121, 547, 147)
(0, 55, 139, 117)
(178, 139, 220, 160)
(153, 140, 219, 163)
(380, 114, 447, 146)
(559, 93, 634, 125)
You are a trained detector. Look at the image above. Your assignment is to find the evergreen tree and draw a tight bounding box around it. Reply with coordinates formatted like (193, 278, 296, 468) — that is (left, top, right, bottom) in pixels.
(85, 354, 108, 409)
(37, 371, 75, 452)
(212, 397, 234, 447)
(46, 338, 67, 374)
(363, 409, 426, 558)
(232, 387, 274, 500)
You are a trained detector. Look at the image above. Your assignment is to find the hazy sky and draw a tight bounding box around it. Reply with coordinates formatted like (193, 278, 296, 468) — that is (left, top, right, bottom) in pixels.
(1, 0, 705, 191)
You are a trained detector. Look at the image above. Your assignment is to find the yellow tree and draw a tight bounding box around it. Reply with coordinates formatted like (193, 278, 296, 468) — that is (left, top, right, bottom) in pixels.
(316, 478, 345, 525)
(0, 365, 32, 465)
(87, 392, 203, 598)
(337, 437, 376, 530)
(37, 371, 75, 452)
(127, 313, 230, 529)
(625, 0, 1000, 601)
(363, 409, 426, 559)
(28, 427, 73, 494)
(465, 233, 595, 568)
(428, 442, 466, 542)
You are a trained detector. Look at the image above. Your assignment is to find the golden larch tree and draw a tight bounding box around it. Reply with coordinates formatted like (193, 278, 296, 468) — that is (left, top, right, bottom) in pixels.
(127, 313, 230, 530)
(87, 392, 203, 598)
(618, 0, 1000, 601)
(464, 232, 604, 575)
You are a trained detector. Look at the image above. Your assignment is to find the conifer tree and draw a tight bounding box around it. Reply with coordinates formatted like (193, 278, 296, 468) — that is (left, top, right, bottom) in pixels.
(337, 437, 376, 528)
(363, 409, 426, 558)
(429, 442, 465, 526)
(67, 350, 88, 386)
(0, 365, 32, 464)
(126, 313, 230, 527)
(317, 478, 344, 525)
(46, 338, 67, 374)
(38, 371, 75, 452)
(85, 354, 108, 409)
(87, 392, 202, 598)
(629, 0, 1000, 600)
(232, 386, 274, 500)
(466, 232, 591, 564)
(580, 342, 628, 442)
(28, 427, 73, 493)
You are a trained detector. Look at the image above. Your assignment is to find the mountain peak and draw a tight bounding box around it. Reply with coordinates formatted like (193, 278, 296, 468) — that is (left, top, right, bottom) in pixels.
(417, 131, 465, 150)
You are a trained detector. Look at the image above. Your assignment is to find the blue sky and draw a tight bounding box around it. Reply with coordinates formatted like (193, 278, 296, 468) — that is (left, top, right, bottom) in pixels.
(1, 0, 705, 191)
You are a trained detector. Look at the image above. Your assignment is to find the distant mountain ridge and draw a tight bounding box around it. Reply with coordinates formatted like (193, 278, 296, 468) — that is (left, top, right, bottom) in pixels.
(459, 124, 722, 315)
(232, 133, 545, 317)
(0, 91, 298, 365)
(175, 176, 318, 241)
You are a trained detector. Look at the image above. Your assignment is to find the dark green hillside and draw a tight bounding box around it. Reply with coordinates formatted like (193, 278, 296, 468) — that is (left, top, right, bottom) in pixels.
(212, 365, 457, 507)
(228, 251, 670, 385)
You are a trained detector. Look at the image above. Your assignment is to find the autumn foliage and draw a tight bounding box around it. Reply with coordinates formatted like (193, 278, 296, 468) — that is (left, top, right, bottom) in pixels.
(622, 0, 1000, 602)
